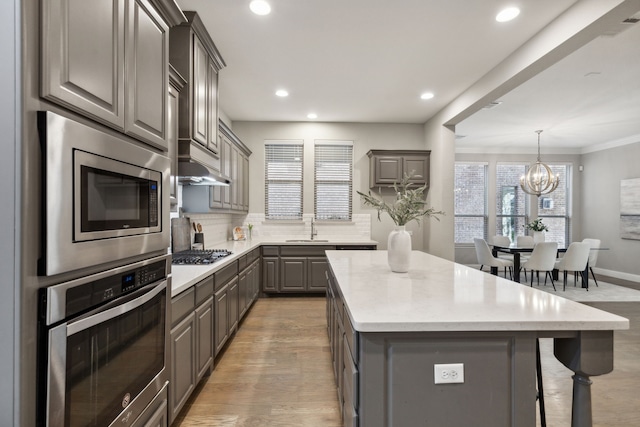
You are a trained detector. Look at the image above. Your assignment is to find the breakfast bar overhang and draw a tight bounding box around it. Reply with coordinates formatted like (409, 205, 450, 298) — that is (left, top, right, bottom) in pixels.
(325, 250, 629, 427)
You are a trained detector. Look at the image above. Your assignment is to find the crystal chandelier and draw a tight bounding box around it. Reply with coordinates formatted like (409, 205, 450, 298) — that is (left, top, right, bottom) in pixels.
(519, 130, 559, 196)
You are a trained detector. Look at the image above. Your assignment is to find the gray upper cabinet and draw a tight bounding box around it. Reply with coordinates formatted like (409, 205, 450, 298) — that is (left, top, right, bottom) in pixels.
(367, 150, 431, 188)
(210, 121, 251, 212)
(170, 11, 225, 155)
(168, 66, 186, 210)
(41, 0, 184, 151)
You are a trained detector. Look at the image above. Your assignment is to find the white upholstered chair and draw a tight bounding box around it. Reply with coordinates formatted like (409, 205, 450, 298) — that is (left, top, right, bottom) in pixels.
(516, 235, 535, 279)
(521, 242, 558, 290)
(582, 238, 601, 287)
(555, 242, 591, 291)
(474, 238, 513, 279)
(489, 235, 513, 277)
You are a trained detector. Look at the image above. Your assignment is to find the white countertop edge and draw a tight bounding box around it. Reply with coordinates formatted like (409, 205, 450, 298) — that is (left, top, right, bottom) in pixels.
(351, 319, 630, 333)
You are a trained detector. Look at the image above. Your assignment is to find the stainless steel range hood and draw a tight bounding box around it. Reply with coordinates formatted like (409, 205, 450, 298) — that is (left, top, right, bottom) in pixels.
(177, 140, 231, 186)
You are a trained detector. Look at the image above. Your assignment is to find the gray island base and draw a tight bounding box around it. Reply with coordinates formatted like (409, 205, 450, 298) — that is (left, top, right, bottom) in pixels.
(325, 250, 628, 427)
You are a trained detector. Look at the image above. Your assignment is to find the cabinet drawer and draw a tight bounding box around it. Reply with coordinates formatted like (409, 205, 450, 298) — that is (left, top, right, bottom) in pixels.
(262, 246, 279, 256)
(171, 287, 195, 327)
(195, 276, 214, 305)
(344, 308, 358, 363)
(238, 254, 248, 271)
(215, 261, 238, 290)
(280, 245, 335, 257)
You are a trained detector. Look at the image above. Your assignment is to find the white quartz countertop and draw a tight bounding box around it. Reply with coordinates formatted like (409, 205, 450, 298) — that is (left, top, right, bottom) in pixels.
(170, 238, 377, 298)
(326, 250, 629, 333)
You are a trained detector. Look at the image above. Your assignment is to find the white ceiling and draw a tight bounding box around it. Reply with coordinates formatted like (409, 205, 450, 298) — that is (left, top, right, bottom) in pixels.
(176, 0, 640, 151)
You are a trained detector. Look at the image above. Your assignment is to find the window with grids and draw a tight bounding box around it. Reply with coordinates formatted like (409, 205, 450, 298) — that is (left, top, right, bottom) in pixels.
(314, 141, 353, 221)
(537, 164, 571, 247)
(454, 162, 488, 243)
(264, 141, 303, 220)
(496, 163, 529, 243)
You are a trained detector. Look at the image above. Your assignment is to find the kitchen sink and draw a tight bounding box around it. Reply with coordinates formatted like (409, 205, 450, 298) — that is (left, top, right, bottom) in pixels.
(285, 239, 329, 242)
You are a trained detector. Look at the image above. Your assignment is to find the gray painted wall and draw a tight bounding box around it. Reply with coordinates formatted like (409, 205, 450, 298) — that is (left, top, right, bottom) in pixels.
(232, 121, 431, 250)
(1, 1, 19, 425)
(581, 141, 640, 278)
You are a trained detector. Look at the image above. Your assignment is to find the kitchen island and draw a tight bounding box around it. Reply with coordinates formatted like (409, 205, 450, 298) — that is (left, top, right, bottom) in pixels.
(325, 250, 628, 427)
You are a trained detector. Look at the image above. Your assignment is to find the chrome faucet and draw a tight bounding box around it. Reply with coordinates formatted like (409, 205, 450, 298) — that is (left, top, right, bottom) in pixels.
(310, 218, 318, 240)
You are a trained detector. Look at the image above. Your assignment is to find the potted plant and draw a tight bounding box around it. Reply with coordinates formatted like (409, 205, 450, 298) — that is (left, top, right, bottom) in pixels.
(524, 218, 548, 243)
(357, 173, 444, 272)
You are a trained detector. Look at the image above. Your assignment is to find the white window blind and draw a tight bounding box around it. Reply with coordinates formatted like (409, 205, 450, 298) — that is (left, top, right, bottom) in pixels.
(314, 141, 353, 221)
(265, 141, 303, 220)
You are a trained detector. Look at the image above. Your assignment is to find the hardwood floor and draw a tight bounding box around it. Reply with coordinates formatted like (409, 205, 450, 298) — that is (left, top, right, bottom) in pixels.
(174, 297, 342, 427)
(174, 297, 640, 427)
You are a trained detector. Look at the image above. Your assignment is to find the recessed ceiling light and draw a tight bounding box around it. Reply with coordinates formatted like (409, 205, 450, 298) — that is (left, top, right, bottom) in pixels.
(275, 89, 289, 97)
(250, 0, 271, 16)
(420, 92, 434, 100)
(307, 113, 318, 119)
(496, 7, 520, 22)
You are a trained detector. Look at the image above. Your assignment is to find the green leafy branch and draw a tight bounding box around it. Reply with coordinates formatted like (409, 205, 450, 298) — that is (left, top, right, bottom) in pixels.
(357, 174, 444, 226)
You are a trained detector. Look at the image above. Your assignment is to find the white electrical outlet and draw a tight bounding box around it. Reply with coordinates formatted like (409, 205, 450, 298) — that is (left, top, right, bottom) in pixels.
(434, 363, 464, 384)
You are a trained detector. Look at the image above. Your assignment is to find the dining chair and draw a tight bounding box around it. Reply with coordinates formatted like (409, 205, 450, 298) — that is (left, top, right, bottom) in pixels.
(582, 238, 601, 287)
(555, 242, 591, 291)
(489, 235, 513, 277)
(521, 242, 558, 290)
(516, 235, 535, 280)
(474, 238, 513, 279)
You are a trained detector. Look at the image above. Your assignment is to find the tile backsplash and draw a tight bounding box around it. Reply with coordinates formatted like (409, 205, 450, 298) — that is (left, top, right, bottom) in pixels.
(171, 212, 372, 249)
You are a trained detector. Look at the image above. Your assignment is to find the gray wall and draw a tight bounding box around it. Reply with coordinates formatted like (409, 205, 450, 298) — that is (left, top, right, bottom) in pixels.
(232, 121, 431, 250)
(581, 141, 640, 278)
(1, 0, 19, 425)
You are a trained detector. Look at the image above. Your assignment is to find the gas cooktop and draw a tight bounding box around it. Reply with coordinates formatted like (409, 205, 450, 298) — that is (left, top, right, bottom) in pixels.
(172, 249, 233, 265)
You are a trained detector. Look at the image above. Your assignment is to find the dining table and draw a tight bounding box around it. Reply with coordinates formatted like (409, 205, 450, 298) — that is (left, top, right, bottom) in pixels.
(490, 244, 584, 287)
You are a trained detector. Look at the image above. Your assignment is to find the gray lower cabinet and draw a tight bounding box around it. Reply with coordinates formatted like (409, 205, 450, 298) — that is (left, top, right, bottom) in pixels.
(131, 383, 168, 427)
(214, 284, 229, 356)
(263, 245, 350, 293)
(169, 276, 214, 424)
(195, 296, 214, 381)
(169, 309, 195, 423)
(228, 277, 239, 334)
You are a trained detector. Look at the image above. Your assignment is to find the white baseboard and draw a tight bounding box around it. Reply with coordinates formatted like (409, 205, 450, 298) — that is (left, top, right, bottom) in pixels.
(593, 267, 640, 284)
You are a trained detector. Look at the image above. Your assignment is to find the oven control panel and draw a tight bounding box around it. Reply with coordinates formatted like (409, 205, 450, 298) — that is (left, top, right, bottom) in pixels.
(62, 260, 167, 319)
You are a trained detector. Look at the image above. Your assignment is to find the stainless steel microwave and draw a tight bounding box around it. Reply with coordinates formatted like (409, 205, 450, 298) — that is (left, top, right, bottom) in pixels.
(39, 111, 170, 276)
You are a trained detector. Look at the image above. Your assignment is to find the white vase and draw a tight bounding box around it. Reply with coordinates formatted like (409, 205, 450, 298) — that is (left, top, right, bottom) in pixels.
(533, 231, 546, 244)
(387, 226, 412, 273)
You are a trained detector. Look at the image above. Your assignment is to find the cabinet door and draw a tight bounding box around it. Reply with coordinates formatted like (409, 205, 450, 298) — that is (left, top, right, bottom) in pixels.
(230, 145, 240, 210)
(41, 0, 125, 129)
(404, 155, 429, 185)
(374, 156, 403, 185)
(307, 257, 329, 292)
(222, 137, 232, 209)
(195, 297, 213, 381)
(192, 35, 209, 146)
(170, 311, 196, 420)
(238, 270, 248, 318)
(228, 277, 239, 334)
(168, 82, 179, 208)
(125, 0, 168, 150)
(214, 285, 229, 356)
(280, 258, 306, 291)
(207, 59, 219, 153)
(243, 155, 250, 211)
(262, 257, 278, 292)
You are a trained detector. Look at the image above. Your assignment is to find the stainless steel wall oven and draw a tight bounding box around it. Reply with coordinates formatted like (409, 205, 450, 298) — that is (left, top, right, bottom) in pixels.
(37, 255, 170, 427)
(38, 111, 171, 276)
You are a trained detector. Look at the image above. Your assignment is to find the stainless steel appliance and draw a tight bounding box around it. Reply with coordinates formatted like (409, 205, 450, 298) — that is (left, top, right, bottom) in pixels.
(37, 255, 170, 427)
(39, 111, 171, 276)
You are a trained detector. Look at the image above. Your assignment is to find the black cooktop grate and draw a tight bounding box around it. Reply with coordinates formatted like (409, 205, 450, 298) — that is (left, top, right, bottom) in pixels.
(172, 249, 233, 265)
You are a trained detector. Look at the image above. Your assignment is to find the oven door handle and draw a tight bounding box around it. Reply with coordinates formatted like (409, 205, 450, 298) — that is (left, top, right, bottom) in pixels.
(66, 281, 166, 336)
